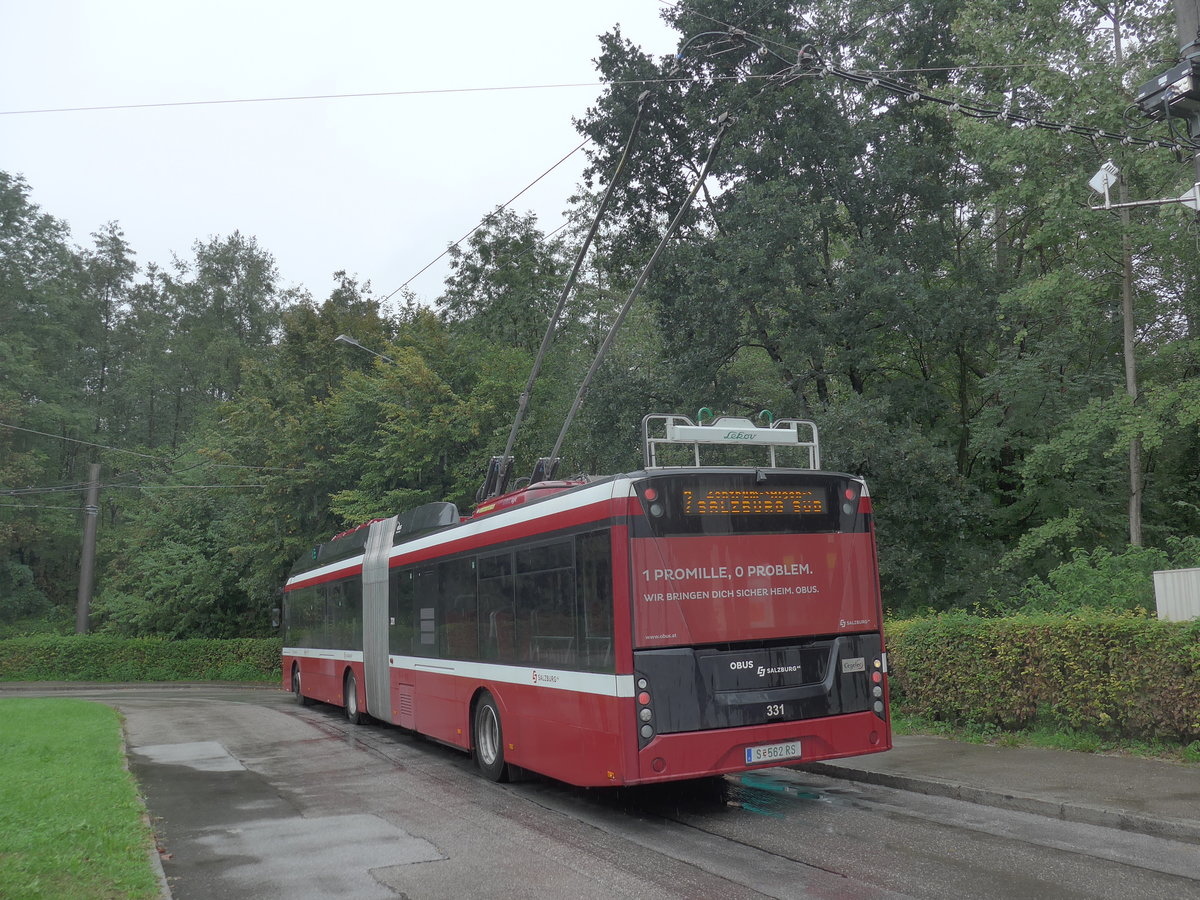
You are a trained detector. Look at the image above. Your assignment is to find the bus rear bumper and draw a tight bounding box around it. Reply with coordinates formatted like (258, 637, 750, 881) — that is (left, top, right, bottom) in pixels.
(632, 710, 890, 785)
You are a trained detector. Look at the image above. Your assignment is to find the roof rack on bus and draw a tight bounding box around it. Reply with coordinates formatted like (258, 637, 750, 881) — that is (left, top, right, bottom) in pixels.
(641, 411, 820, 470)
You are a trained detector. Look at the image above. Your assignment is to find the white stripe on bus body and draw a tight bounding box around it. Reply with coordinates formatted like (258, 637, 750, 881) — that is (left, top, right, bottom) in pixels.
(283, 647, 635, 698)
(284, 477, 636, 589)
(283, 647, 365, 663)
(387, 654, 636, 698)
(284, 555, 364, 588)
(387, 479, 626, 560)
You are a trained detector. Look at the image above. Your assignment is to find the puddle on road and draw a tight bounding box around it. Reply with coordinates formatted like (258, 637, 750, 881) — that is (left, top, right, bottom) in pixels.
(133, 740, 246, 772)
(589, 768, 851, 822)
(725, 770, 831, 818)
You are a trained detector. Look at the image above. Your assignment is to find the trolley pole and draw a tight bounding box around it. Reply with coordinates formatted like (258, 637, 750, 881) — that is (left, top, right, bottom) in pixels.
(75, 462, 100, 634)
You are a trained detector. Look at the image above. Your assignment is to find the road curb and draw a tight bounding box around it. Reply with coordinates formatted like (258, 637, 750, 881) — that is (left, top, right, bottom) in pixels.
(118, 717, 174, 900)
(801, 762, 1200, 846)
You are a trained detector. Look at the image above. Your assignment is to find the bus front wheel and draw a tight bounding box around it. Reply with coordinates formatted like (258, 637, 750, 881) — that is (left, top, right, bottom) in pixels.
(292, 666, 313, 706)
(473, 693, 509, 782)
(345, 671, 366, 725)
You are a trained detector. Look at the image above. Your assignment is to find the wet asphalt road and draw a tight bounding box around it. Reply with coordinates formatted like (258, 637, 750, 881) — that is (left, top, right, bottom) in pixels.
(10, 683, 1198, 899)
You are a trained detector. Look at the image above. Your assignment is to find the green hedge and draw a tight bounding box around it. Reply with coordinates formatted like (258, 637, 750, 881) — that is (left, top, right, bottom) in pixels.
(887, 612, 1200, 741)
(0, 636, 282, 682)
(6, 618, 1199, 743)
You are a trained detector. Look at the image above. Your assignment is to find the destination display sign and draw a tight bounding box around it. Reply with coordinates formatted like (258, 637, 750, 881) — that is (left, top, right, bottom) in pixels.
(681, 488, 825, 516)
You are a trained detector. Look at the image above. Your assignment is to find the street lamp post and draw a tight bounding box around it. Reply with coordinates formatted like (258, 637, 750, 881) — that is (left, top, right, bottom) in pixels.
(334, 334, 396, 364)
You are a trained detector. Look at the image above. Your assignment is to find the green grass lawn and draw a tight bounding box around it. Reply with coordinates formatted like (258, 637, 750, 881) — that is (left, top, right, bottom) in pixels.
(0, 698, 160, 900)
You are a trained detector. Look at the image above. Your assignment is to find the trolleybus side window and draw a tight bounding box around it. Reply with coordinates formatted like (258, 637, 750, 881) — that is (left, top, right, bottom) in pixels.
(388, 568, 416, 656)
(383, 530, 614, 671)
(515, 539, 576, 667)
(478, 552, 515, 661)
(576, 529, 614, 671)
(348, 576, 364, 649)
(327, 576, 363, 651)
(287, 583, 324, 648)
(414, 566, 438, 655)
(438, 558, 478, 659)
(282, 584, 299, 646)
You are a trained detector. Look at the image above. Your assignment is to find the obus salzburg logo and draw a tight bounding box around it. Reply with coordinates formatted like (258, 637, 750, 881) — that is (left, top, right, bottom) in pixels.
(758, 664, 803, 677)
(730, 660, 755, 670)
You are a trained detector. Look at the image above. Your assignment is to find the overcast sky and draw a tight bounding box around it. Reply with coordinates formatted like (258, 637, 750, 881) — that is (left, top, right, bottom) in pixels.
(1, 1, 680, 307)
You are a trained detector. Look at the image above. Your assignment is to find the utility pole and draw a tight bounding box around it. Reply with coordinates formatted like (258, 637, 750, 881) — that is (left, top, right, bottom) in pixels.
(1105, 2, 1200, 545)
(75, 462, 100, 634)
(1177, 0, 1200, 180)
(1119, 174, 1142, 546)
(1110, 13, 1145, 546)
(1177, 0, 1199, 65)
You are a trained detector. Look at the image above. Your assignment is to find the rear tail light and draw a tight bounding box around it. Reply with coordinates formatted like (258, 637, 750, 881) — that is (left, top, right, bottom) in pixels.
(871, 656, 887, 719)
(636, 676, 654, 744)
(638, 486, 665, 518)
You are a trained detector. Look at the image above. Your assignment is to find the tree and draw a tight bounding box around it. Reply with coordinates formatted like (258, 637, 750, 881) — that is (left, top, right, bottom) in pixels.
(0, 172, 87, 616)
(7, 1, 1200, 633)
(324, 307, 530, 520)
(572, 0, 1193, 610)
(576, 1, 1000, 608)
(79, 222, 137, 436)
(438, 209, 565, 354)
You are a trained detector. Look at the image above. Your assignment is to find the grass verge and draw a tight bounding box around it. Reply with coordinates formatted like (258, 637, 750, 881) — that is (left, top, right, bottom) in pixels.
(891, 710, 1200, 764)
(0, 698, 160, 900)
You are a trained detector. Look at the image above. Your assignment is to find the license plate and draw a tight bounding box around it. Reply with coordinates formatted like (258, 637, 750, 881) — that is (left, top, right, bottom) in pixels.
(745, 739, 802, 765)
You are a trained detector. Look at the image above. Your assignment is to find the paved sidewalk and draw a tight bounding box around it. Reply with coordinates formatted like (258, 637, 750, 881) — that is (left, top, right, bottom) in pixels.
(802, 734, 1200, 843)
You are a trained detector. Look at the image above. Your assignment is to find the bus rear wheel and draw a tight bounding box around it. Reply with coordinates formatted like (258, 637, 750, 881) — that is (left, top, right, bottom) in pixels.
(473, 693, 509, 782)
(292, 666, 313, 706)
(344, 671, 366, 725)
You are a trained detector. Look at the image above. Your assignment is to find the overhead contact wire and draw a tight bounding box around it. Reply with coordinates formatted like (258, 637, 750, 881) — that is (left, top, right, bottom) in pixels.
(496, 90, 653, 471)
(662, 0, 1197, 152)
(387, 138, 591, 301)
(550, 113, 735, 462)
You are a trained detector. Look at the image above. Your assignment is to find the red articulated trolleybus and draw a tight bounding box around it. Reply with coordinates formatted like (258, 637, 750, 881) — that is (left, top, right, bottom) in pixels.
(282, 412, 890, 787)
